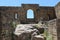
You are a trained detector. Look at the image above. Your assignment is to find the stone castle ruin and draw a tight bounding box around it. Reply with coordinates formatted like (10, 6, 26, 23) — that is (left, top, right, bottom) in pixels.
(0, 2, 60, 40)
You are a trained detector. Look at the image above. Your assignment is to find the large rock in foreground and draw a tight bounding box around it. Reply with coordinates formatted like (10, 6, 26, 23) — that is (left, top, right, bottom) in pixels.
(13, 24, 44, 40)
(32, 35, 44, 40)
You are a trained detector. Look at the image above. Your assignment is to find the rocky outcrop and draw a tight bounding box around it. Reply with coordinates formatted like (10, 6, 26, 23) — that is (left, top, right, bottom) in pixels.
(48, 19, 57, 40)
(14, 24, 44, 40)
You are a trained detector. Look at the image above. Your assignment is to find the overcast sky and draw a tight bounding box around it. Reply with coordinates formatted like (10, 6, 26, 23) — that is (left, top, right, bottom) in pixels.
(0, 0, 60, 6)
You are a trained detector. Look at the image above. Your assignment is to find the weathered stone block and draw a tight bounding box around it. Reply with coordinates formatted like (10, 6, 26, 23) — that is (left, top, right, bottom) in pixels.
(55, 2, 60, 19)
(32, 35, 44, 40)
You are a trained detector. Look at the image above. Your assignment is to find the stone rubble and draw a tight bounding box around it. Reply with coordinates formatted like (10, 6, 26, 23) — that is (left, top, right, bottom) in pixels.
(14, 24, 37, 36)
(14, 24, 44, 40)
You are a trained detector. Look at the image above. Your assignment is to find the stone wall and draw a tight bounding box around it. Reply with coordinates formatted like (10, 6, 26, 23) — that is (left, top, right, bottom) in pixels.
(0, 13, 2, 40)
(0, 4, 56, 24)
(56, 19, 60, 40)
(0, 3, 57, 40)
(55, 2, 60, 19)
(55, 2, 60, 40)
(48, 19, 57, 40)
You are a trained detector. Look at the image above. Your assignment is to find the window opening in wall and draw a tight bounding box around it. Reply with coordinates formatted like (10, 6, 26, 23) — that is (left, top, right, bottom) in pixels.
(27, 9, 34, 19)
(15, 13, 18, 19)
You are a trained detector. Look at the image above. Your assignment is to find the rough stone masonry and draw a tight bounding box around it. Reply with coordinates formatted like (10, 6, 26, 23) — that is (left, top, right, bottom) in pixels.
(0, 1, 60, 40)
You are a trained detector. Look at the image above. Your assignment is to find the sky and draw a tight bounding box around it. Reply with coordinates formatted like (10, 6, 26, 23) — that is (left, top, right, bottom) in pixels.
(0, 0, 60, 6)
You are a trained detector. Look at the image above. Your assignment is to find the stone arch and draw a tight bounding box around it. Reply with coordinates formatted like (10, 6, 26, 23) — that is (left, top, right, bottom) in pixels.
(27, 9, 34, 19)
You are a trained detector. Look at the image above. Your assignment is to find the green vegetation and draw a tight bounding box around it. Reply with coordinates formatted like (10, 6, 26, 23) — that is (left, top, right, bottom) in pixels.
(10, 21, 17, 28)
(43, 22, 52, 40)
